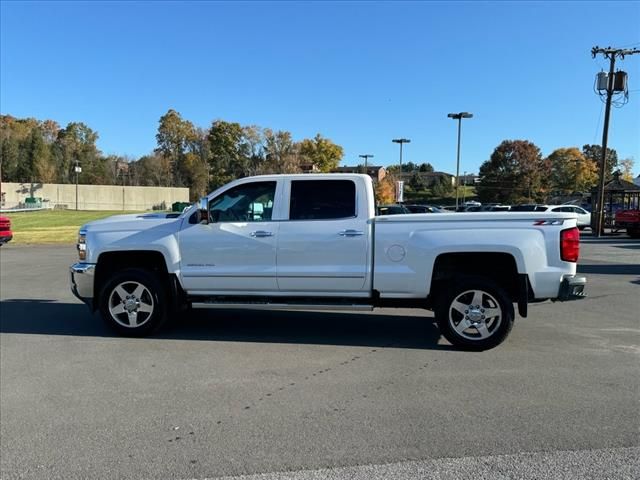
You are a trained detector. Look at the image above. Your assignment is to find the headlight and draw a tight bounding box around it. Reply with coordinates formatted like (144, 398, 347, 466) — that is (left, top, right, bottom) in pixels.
(77, 229, 87, 261)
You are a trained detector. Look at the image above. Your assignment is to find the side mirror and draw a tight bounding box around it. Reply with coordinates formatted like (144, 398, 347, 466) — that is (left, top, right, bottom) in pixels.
(198, 197, 209, 225)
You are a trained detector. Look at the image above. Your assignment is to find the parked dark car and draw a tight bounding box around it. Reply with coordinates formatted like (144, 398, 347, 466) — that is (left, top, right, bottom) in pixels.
(457, 205, 482, 212)
(377, 204, 410, 215)
(403, 204, 444, 213)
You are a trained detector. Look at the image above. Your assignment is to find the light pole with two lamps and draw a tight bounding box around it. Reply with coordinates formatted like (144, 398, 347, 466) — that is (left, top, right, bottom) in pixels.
(358, 154, 374, 172)
(447, 112, 473, 209)
(391, 138, 410, 172)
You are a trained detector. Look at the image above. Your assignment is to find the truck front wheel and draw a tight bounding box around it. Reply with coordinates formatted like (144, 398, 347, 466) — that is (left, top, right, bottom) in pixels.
(435, 276, 514, 350)
(99, 268, 167, 337)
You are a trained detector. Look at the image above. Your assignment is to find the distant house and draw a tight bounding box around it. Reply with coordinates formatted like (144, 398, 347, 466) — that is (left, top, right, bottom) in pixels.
(460, 173, 480, 186)
(299, 163, 320, 174)
(332, 166, 387, 183)
(634, 174, 640, 187)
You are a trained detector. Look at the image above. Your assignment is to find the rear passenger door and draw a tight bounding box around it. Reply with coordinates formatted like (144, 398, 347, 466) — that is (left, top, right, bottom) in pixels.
(276, 178, 371, 295)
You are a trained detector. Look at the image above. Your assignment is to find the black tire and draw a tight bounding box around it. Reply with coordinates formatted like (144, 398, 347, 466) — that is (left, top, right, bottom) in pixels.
(578, 226, 586, 231)
(99, 268, 168, 337)
(434, 275, 514, 350)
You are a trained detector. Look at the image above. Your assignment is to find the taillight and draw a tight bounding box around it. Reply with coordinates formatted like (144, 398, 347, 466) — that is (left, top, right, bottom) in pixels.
(560, 227, 580, 262)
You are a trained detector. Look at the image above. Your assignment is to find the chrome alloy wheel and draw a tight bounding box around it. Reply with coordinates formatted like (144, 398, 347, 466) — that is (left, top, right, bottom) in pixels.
(448, 289, 502, 341)
(108, 281, 155, 328)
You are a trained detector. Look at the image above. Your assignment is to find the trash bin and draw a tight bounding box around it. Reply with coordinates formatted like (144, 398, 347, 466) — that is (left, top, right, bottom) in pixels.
(172, 201, 191, 212)
(25, 197, 42, 208)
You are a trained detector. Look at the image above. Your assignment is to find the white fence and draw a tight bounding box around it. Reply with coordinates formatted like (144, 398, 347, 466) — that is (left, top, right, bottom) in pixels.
(0, 182, 190, 211)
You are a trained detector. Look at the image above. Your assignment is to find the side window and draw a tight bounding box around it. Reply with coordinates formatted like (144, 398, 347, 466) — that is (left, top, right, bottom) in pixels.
(289, 180, 356, 220)
(210, 181, 276, 222)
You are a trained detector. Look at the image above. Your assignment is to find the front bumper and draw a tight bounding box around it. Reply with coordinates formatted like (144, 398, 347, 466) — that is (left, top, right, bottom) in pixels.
(70, 263, 96, 306)
(558, 274, 587, 301)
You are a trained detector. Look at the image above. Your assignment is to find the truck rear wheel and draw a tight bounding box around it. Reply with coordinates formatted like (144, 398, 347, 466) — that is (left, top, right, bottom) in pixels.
(99, 268, 167, 337)
(435, 276, 514, 350)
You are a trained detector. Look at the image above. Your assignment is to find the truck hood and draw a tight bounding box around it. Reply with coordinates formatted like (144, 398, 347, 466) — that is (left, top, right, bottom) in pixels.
(81, 212, 183, 233)
(80, 212, 185, 264)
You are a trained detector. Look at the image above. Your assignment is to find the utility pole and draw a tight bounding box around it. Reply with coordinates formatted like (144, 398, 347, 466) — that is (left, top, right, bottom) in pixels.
(463, 171, 467, 204)
(591, 46, 639, 237)
(392, 138, 410, 172)
(359, 154, 374, 172)
(447, 112, 473, 209)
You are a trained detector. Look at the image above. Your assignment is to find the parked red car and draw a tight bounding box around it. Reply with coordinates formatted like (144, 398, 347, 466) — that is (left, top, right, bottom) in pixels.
(0, 216, 13, 245)
(615, 209, 640, 238)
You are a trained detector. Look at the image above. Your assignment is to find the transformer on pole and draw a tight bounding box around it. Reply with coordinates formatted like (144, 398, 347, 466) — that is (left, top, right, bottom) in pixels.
(591, 46, 639, 237)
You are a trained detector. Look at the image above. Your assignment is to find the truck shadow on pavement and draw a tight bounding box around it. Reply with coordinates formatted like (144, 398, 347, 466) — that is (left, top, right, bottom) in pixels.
(577, 263, 640, 275)
(0, 299, 454, 350)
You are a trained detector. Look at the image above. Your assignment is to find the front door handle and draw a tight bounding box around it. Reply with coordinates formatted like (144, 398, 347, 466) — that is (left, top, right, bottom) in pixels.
(250, 230, 274, 238)
(339, 229, 364, 237)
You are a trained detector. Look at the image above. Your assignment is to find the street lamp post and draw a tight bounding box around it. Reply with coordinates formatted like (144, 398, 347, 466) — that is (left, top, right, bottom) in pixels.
(358, 154, 374, 172)
(392, 138, 411, 173)
(74, 159, 82, 211)
(447, 112, 473, 209)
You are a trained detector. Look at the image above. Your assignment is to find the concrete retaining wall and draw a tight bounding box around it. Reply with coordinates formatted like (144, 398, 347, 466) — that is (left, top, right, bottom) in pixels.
(0, 182, 190, 211)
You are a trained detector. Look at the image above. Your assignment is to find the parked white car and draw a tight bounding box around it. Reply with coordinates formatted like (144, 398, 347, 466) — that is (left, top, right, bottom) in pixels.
(547, 205, 591, 230)
(511, 205, 591, 230)
(70, 174, 586, 350)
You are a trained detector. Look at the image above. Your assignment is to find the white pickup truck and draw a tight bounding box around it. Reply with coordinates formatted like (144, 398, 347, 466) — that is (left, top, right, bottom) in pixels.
(70, 174, 586, 349)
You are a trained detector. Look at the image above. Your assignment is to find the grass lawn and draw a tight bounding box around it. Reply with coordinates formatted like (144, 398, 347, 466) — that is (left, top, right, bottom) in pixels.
(3, 210, 138, 244)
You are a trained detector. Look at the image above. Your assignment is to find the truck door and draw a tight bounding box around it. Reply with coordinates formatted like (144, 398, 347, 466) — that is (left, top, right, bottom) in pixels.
(179, 180, 280, 294)
(276, 178, 371, 295)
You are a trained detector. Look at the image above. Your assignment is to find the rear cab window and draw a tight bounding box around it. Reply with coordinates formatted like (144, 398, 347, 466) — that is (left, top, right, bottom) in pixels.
(289, 180, 356, 220)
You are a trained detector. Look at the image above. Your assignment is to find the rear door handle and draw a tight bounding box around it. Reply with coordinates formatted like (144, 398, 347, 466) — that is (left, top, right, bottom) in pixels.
(250, 230, 274, 238)
(339, 229, 364, 237)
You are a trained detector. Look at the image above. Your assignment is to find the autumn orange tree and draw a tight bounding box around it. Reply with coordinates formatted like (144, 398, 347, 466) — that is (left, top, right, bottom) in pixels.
(298, 133, 344, 172)
(547, 147, 598, 194)
(375, 175, 397, 204)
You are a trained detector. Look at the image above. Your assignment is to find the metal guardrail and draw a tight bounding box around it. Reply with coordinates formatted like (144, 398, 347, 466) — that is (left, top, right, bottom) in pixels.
(0, 206, 48, 213)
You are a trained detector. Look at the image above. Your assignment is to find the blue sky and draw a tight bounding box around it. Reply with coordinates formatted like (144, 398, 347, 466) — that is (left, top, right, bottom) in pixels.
(1, 1, 639, 176)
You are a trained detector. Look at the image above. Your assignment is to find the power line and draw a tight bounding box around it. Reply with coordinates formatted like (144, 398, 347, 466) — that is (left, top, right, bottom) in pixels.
(613, 42, 640, 49)
(593, 101, 604, 144)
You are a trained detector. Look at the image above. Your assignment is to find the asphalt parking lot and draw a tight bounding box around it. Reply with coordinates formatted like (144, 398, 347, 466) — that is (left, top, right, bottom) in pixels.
(1, 236, 639, 480)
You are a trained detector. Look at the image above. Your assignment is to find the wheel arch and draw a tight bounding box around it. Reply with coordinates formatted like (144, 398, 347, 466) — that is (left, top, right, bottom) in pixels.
(429, 252, 530, 314)
(93, 250, 170, 310)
